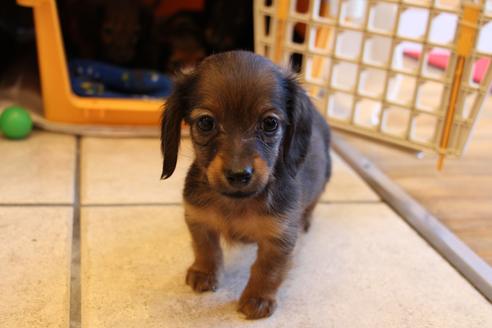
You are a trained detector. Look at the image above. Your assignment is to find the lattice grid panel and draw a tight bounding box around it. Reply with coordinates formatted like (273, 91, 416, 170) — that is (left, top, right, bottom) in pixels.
(254, 0, 492, 156)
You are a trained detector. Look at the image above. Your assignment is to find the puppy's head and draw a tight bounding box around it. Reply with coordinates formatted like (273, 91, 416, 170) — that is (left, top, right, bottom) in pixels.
(161, 51, 312, 199)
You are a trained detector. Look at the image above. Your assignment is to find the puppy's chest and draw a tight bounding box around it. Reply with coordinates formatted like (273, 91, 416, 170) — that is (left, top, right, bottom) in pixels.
(184, 201, 282, 242)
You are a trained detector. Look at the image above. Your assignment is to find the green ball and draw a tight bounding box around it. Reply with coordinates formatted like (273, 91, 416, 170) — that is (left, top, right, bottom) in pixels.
(0, 106, 33, 139)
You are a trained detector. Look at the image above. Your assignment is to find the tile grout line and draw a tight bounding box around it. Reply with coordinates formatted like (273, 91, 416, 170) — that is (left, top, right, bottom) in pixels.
(0, 200, 383, 208)
(80, 202, 185, 207)
(0, 203, 73, 207)
(77, 200, 382, 207)
(69, 136, 81, 328)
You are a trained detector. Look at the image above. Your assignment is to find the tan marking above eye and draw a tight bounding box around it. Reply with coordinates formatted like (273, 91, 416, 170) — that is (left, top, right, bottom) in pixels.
(190, 108, 215, 121)
(261, 108, 285, 121)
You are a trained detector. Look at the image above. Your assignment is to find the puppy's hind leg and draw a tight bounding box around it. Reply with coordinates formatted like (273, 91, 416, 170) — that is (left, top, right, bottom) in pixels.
(185, 219, 223, 293)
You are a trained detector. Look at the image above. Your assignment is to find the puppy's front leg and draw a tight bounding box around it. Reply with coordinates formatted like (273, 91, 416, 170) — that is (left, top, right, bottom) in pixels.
(185, 218, 223, 293)
(239, 235, 296, 319)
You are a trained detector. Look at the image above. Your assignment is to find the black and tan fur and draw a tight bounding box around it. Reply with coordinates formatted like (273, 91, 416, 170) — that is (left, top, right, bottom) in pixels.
(161, 51, 331, 319)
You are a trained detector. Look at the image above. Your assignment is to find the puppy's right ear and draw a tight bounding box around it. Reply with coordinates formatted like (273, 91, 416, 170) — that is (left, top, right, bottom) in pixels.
(160, 73, 195, 179)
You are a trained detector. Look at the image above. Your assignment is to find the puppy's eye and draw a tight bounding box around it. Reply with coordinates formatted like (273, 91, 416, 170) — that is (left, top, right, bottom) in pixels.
(197, 115, 215, 132)
(261, 116, 279, 133)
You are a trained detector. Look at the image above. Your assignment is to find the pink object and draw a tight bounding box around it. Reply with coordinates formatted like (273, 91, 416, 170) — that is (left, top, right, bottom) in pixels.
(403, 49, 491, 84)
(473, 58, 490, 83)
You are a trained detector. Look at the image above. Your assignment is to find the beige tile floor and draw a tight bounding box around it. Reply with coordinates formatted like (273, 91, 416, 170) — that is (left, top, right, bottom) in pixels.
(0, 206, 73, 328)
(0, 132, 76, 204)
(1, 131, 491, 328)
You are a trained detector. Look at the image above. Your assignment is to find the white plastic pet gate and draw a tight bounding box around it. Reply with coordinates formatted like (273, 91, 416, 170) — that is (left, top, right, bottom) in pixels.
(254, 0, 492, 167)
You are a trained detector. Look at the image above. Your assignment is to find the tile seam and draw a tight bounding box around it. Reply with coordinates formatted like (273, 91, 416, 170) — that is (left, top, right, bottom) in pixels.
(69, 136, 81, 328)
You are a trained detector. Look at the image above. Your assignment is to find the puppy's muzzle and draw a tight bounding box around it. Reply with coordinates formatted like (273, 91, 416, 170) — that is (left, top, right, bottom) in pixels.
(224, 166, 254, 188)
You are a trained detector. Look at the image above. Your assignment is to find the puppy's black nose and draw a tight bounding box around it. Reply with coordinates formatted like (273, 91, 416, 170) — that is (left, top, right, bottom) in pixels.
(225, 167, 254, 187)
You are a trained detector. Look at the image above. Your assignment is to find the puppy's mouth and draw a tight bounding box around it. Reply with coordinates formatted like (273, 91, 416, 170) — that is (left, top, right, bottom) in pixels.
(220, 190, 257, 199)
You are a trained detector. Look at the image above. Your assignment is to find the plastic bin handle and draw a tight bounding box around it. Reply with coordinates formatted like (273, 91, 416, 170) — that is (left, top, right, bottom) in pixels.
(17, 0, 42, 7)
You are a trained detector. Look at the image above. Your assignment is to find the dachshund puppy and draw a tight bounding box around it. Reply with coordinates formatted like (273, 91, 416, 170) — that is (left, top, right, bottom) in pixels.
(161, 51, 331, 319)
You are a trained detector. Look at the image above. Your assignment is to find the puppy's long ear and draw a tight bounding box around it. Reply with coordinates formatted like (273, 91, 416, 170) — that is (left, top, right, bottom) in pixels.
(160, 73, 195, 179)
(283, 74, 313, 177)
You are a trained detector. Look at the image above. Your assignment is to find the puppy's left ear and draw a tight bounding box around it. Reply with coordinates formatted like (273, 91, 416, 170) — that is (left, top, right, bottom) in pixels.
(160, 72, 195, 179)
(283, 74, 313, 177)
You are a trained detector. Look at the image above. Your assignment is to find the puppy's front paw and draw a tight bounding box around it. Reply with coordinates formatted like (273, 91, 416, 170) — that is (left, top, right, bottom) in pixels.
(186, 268, 218, 292)
(238, 295, 277, 319)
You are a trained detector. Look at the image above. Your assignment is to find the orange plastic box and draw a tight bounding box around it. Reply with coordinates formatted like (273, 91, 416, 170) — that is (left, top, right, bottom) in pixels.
(17, 0, 163, 125)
